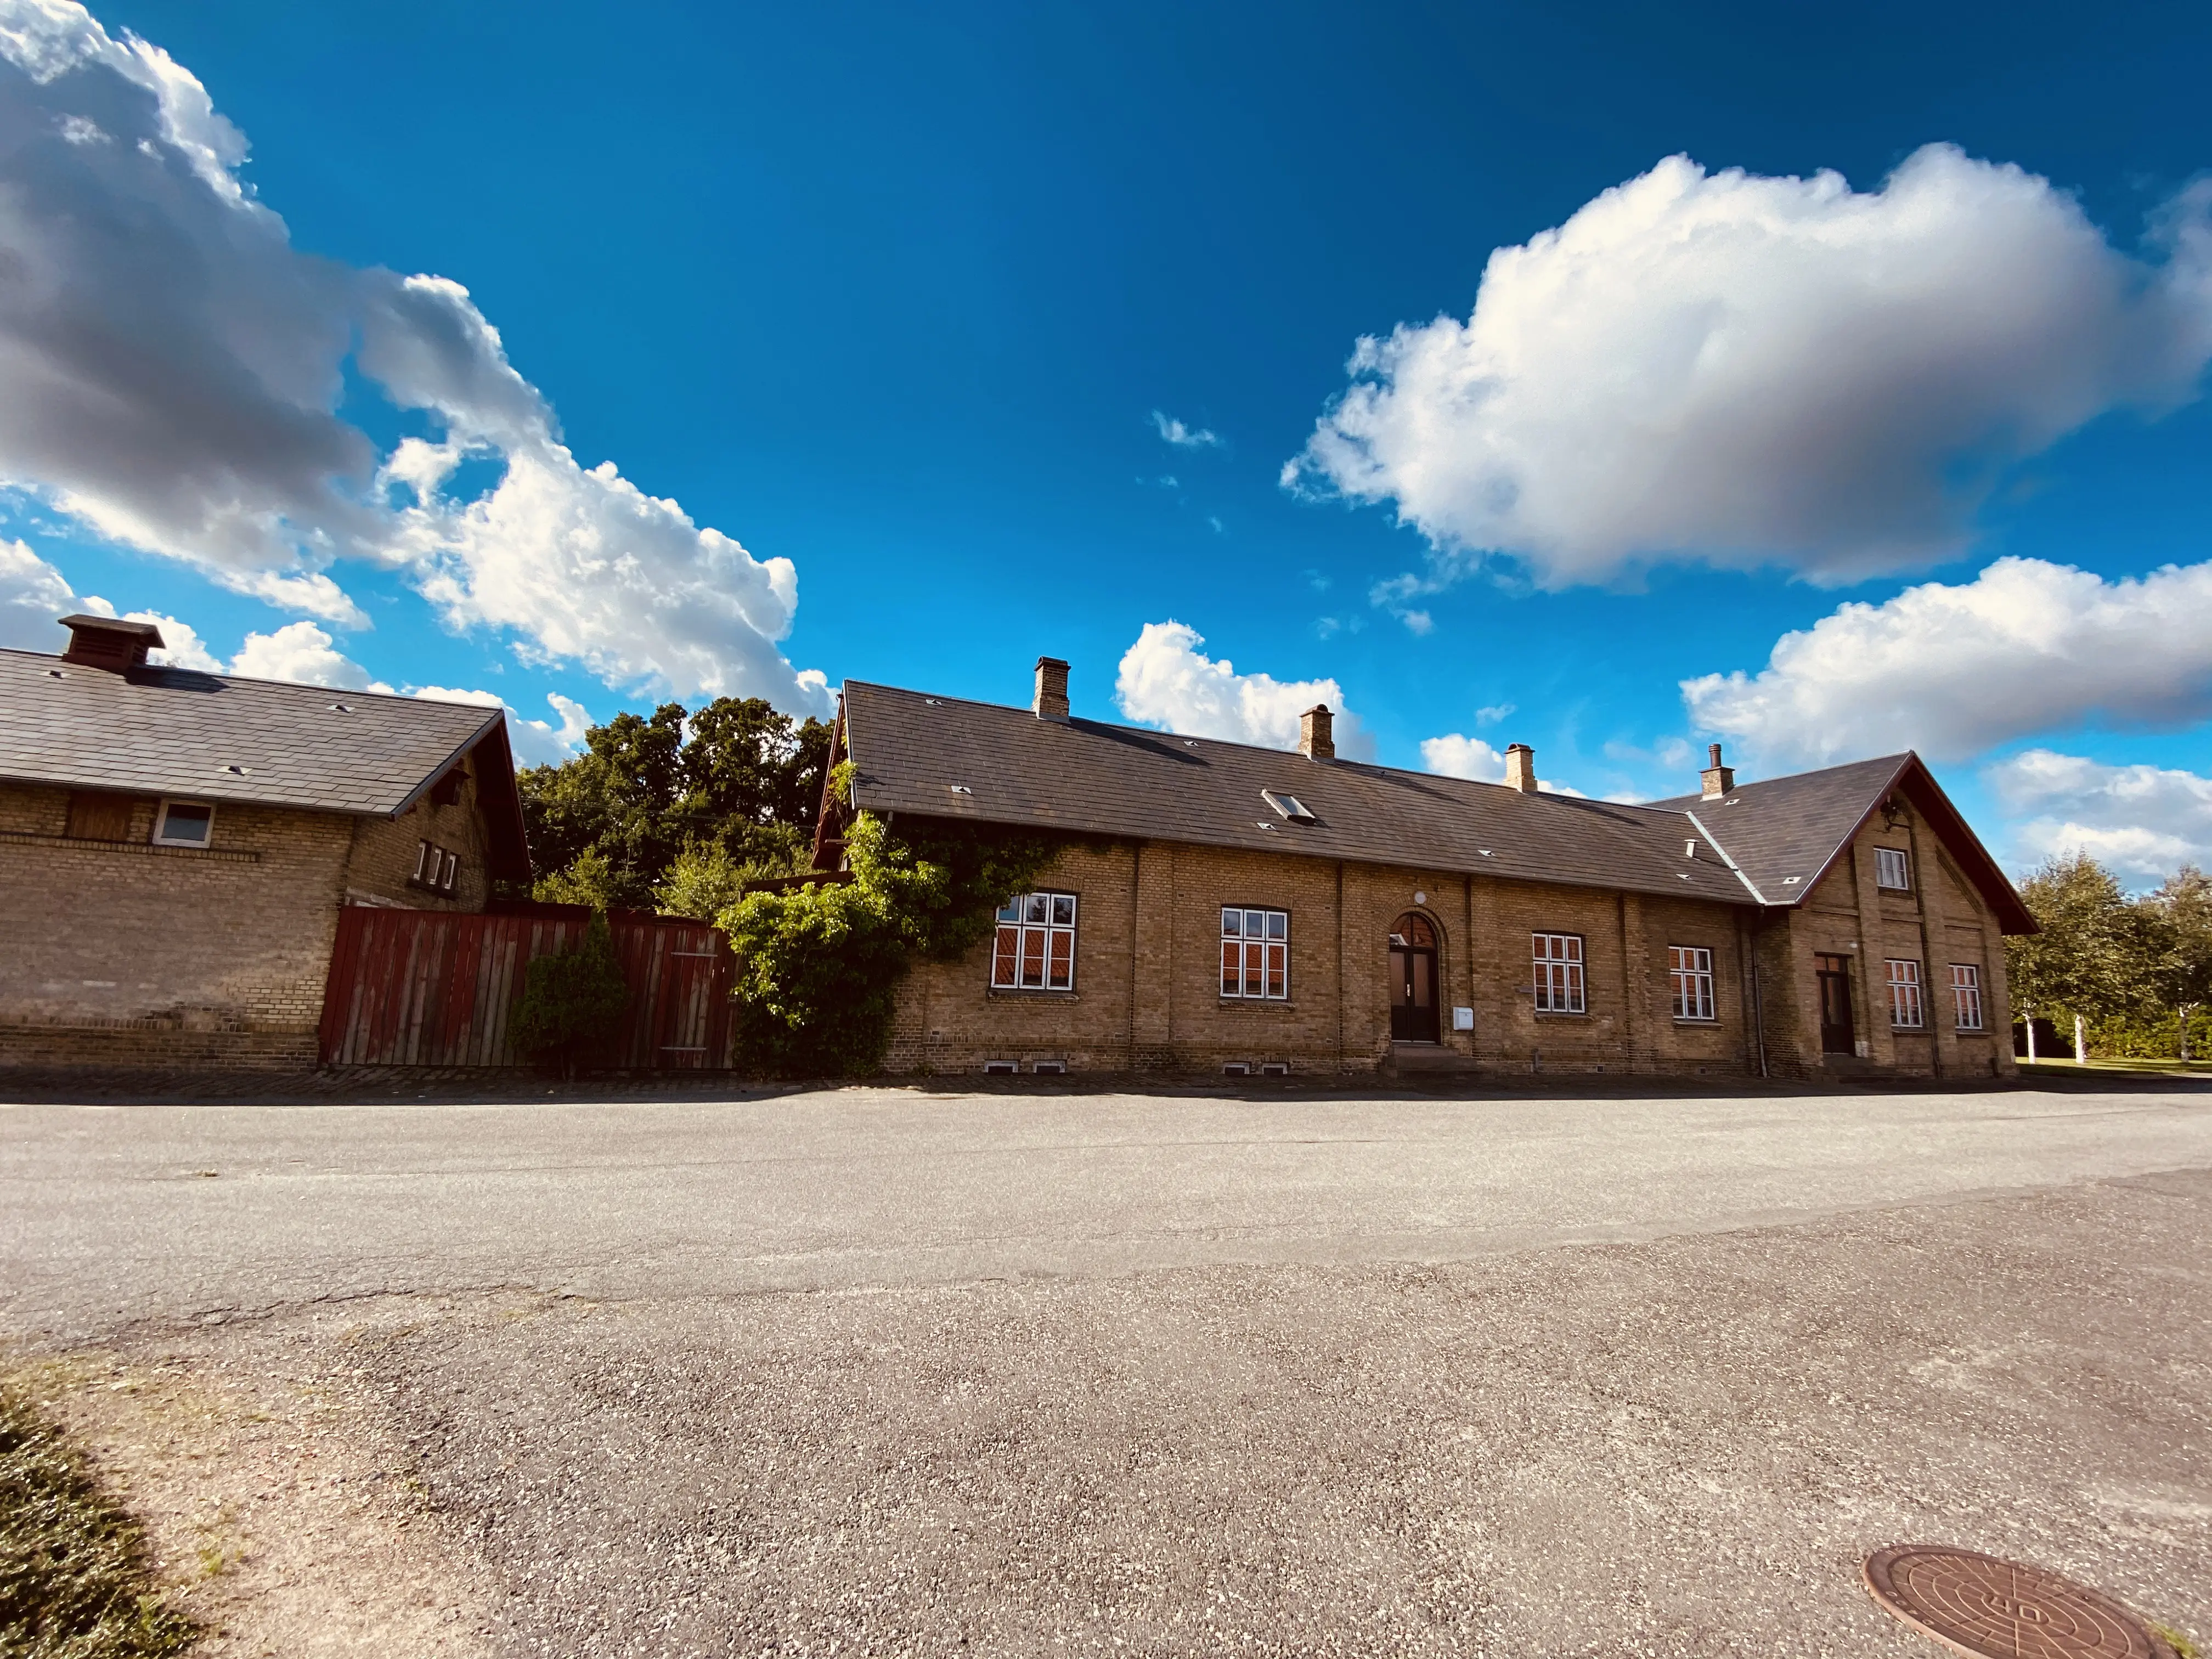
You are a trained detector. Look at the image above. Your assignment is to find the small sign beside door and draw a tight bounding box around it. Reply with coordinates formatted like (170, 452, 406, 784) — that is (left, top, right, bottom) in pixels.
(1452, 1007, 1474, 1031)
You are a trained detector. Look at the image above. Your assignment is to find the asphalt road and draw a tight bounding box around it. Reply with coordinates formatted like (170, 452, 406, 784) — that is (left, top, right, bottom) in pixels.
(4, 1081, 2210, 1337)
(5, 1080, 2210, 1657)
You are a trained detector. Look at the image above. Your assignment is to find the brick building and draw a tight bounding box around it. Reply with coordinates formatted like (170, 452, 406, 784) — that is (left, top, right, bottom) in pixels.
(1, 614, 529, 1069)
(822, 658, 2034, 1081)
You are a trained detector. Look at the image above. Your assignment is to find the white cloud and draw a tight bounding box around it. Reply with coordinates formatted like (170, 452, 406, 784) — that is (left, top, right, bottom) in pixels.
(413, 686, 592, 767)
(228, 619, 393, 691)
(0, 538, 75, 647)
(1683, 556, 2212, 766)
(1987, 749, 2212, 881)
(1419, 732, 1583, 795)
(1150, 410, 1221, 449)
(1114, 620, 1369, 756)
(1291, 144, 2212, 589)
(1474, 702, 1514, 727)
(0, 4, 830, 712)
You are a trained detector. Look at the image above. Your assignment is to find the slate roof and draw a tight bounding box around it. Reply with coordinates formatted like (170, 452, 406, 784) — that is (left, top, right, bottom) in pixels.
(0, 646, 501, 819)
(1651, 753, 2034, 932)
(1648, 754, 1912, 904)
(840, 681, 1756, 907)
(840, 682, 2034, 932)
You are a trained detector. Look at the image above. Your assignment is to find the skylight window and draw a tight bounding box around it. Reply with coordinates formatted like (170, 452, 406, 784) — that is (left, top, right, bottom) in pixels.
(1261, 789, 1315, 822)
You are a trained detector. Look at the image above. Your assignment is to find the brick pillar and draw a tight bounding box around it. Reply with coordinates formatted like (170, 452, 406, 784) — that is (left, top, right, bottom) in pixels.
(1981, 905, 2018, 1077)
(1130, 840, 1173, 1068)
(1849, 836, 1899, 1069)
(1469, 873, 1503, 1068)
(1907, 812, 1961, 1077)
(1617, 891, 1647, 1073)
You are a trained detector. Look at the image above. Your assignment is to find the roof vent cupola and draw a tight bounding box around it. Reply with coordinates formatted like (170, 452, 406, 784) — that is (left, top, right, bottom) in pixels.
(1299, 703, 1335, 761)
(1032, 656, 1070, 723)
(1701, 743, 1736, 800)
(1505, 743, 1538, 794)
(59, 614, 163, 673)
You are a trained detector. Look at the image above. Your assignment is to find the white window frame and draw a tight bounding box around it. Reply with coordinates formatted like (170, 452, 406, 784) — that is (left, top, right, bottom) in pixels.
(990, 891, 1077, 991)
(1669, 945, 1716, 1022)
(1532, 932, 1585, 1014)
(1221, 907, 1290, 1000)
(413, 839, 461, 896)
(1886, 958, 1925, 1029)
(1875, 846, 1912, 890)
(151, 797, 216, 848)
(1950, 963, 1984, 1031)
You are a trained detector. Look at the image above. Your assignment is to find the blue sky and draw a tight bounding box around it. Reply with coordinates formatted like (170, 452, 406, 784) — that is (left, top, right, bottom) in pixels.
(4, 0, 2211, 881)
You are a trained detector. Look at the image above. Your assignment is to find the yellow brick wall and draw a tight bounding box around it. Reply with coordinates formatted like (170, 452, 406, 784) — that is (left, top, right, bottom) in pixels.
(889, 839, 1759, 1079)
(0, 783, 353, 1041)
(1, 761, 505, 1071)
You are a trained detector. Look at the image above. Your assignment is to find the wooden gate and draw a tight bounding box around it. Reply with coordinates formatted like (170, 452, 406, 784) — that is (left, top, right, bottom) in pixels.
(318, 906, 736, 1069)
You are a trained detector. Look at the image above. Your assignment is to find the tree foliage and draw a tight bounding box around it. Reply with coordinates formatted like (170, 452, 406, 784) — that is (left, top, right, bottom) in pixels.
(721, 814, 1060, 1077)
(511, 913, 631, 1077)
(519, 698, 834, 910)
(2008, 854, 2212, 1062)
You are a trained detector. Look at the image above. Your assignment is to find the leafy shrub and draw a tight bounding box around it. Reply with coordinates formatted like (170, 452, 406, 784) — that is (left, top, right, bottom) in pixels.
(721, 814, 1058, 1077)
(511, 913, 630, 1076)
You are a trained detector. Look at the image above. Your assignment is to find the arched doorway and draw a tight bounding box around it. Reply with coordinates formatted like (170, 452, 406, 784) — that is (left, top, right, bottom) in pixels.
(1388, 912, 1440, 1042)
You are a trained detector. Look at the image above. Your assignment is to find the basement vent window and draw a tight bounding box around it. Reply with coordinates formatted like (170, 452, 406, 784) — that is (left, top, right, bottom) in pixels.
(1260, 1062, 1290, 1076)
(983, 1060, 1017, 1075)
(1261, 789, 1316, 822)
(1031, 1060, 1066, 1075)
(1221, 1062, 1251, 1076)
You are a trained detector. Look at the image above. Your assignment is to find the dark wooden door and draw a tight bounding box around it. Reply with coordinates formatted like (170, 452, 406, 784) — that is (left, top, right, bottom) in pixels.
(1389, 912, 1440, 1042)
(1816, 953, 1856, 1054)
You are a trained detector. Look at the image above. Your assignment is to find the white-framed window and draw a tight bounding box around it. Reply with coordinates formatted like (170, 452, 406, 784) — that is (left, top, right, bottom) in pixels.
(1669, 945, 1716, 1021)
(1875, 846, 1911, 890)
(1221, 907, 1289, 1000)
(1886, 958, 1924, 1028)
(1950, 963, 1984, 1031)
(412, 839, 460, 896)
(1533, 932, 1585, 1014)
(991, 891, 1077, 990)
(152, 798, 215, 848)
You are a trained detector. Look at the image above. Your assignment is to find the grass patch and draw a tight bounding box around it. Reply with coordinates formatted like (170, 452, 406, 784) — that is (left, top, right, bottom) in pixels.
(1, 1382, 198, 1658)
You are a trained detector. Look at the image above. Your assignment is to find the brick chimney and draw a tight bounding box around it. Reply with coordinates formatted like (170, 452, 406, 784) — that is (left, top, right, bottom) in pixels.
(59, 613, 163, 672)
(1032, 656, 1070, 721)
(1700, 742, 1736, 800)
(1504, 742, 1538, 794)
(1298, 703, 1335, 761)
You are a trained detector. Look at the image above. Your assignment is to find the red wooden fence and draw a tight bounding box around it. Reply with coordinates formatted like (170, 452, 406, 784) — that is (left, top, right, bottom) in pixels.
(318, 906, 736, 1070)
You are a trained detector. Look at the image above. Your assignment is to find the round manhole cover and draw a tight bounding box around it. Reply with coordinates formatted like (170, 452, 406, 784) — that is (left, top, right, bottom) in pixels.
(1863, 1546, 2178, 1659)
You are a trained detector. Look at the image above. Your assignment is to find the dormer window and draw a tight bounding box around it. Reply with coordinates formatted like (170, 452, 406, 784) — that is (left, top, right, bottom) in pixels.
(1875, 847, 1911, 890)
(153, 799, 215, 847)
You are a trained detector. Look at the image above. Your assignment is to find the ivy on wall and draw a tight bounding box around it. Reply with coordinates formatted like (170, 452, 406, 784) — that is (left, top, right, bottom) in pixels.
(721, 812, 1060, 1077)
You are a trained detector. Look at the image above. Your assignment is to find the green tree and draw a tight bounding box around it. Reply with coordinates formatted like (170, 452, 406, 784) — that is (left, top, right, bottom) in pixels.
(721, 814, 1058, 1077)
(2146, 865, 2212, 1062)
(2007, 854, 2142, 1054)
(510, 914, 631, 1077)
(519, 698, 833, 908)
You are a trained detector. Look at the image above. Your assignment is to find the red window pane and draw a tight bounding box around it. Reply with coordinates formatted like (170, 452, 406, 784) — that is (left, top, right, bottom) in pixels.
(1020, 928, 1046, 988)
(1221, 941, 1240, 995)
(993, 926, 1019, 987)
(1265, 942, 1286, 998)
(1047, 929, 1073, 989)
(1244, 939, 1264, 997)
